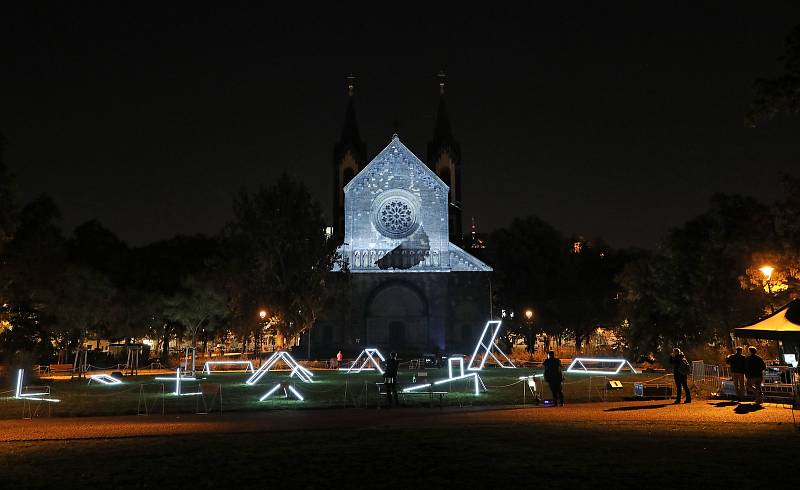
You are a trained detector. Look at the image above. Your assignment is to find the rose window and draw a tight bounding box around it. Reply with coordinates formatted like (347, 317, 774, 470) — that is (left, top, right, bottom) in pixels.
(374, 196, 418, 238)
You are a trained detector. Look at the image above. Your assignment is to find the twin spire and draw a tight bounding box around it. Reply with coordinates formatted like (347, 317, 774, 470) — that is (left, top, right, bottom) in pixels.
(334, 73, 463, 242)
(336, 72, 455, 147)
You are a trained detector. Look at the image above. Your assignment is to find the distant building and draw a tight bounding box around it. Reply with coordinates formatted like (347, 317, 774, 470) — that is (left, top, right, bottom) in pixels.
(311, 76, 492, 356)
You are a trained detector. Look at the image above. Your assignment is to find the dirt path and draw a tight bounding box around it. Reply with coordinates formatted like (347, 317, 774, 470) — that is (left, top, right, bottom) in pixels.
(0, 400, 794, 442)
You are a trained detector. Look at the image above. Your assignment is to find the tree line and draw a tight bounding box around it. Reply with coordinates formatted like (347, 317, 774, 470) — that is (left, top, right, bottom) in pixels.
(486, 181, 800, 361)
(0, 146, 341, 367)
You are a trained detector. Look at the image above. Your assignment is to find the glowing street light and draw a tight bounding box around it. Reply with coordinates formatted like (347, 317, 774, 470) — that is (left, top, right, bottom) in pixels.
(524, 309, 534, 321)
(259, 310, 267, 320)
(759, 265, 776, 313)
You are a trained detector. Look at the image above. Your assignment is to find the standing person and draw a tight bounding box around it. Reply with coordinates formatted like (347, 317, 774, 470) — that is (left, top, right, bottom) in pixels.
(745, 346, 766, 405)
(542, 351, 564, 406)
(669, 348, 691, 404)
(383, 352, 399, 408)
(725, 347, 747, 402)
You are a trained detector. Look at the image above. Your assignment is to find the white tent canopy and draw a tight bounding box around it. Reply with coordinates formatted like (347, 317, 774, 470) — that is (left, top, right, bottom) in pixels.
(734, 299, 800, 341)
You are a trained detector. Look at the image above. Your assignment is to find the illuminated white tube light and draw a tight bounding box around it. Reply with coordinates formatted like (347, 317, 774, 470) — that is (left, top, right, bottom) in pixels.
(259, 383, 304, 401)
(203, 361, 255, 374)
(14, 368, 61, 402)
(402, 383, 431, 393)
(467, 320, 516, 370)
(259, 384, 282, 401)
(344, 348, 385, 374)
(89, 374, 122, 385)
(566, 358, 639, 375)
(287, 385, 304, 401)
(247, 352, 313, 385)
(448, 357, 464, 379)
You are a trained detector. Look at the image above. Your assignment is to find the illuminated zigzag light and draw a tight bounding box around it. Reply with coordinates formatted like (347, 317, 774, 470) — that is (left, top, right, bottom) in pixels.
(154, 368, 202, 396)
(340, 348, 385, 374)
(203, 361, 255, 374)
(246, 351, 313, 385)
(402, 383, 431, 393)
(467, 320, 516, 370)
(433, 372, 483, 396)
(566, 358, 639, 375)
(14, 369, 61, 403)
(88, 374, 122, 385)
(448, 357, 464, 379)
(259, 383, 304, 401)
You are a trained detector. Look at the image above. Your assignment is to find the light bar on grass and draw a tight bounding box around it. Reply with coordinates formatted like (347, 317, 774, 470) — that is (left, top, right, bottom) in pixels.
(14, 369, 61, 402)
(202, 361, 255, 374)
(89, 374, 122, 385)
(566, 358, 639, 375)
(258, 383, 304, 401)
(402, 383, 431, 393)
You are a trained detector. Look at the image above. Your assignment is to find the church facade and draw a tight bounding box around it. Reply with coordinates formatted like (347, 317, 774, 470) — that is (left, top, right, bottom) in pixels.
(310, 77, 492, 357)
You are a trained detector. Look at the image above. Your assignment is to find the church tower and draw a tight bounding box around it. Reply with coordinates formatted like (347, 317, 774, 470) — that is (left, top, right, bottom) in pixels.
(427, 72, 463, 244)
(333, 75, 367, 239)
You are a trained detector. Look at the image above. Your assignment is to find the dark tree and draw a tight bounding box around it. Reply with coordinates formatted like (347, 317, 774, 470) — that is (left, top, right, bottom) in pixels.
(224, 173, 340, 347)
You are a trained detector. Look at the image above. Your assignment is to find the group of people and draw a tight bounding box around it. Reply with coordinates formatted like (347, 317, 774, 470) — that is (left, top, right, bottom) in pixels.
(725, 346, 767, 404)
(670, 346, 767, 405)
(377, 345, 769, 408)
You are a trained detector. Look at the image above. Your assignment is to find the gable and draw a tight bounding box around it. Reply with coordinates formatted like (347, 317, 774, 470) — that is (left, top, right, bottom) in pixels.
(343, 135, 448, 195)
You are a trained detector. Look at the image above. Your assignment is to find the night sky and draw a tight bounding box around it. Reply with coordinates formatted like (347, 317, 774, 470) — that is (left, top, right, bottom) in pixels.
(2, 4, 799, 249)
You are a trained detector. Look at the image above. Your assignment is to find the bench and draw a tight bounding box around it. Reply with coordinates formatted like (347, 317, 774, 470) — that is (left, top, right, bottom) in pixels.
(375, 382, 448, 408)
(46, 364, 74, 375)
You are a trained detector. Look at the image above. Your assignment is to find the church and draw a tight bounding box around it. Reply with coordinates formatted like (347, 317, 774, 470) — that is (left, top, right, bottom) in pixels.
(310, 76, 493, 357)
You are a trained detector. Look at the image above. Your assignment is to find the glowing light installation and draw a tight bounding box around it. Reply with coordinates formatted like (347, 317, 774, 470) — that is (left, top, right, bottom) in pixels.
(448, 356, 464, 379)
(433, 372, 483, 396)
(467, 320, 516, 370)
(341, 348, 385, 374)
(203, 361, 255, 374)
(246, 351, 313, 385)
(88, 374, 123, 385)
(259, 383, 304, 401)
(153, 368, 201, 396)
(14, 369, 61, 403)
(402, 383, 432, 393)
(402, 363, 487, 396)
(566, 358, 639, 375)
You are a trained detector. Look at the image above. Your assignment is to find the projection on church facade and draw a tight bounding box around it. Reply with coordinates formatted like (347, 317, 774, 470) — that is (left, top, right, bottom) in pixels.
(311, 76, 492, 356)
(336, 136, 490, 274)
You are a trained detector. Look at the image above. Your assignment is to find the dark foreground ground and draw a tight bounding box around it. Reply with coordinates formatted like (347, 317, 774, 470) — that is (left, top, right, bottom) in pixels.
(0, 400, 797, 489)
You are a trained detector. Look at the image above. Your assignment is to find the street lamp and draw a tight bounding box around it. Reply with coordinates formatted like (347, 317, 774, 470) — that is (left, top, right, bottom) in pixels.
(759, 266, 775, 313)
(256, 310, 270, 355)
(524, 308, 535, 358)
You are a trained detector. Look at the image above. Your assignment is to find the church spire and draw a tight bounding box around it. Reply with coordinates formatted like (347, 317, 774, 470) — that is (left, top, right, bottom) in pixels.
(338, 74, 364, 152)
(431, 71, 455, 145)
(427, 71, 463, 244)
(333, 74, 367, 239)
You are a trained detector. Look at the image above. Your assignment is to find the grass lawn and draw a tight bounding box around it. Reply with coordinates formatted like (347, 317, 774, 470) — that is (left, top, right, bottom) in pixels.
(1, 417, 797, 488)
(0, 367, 670, 419)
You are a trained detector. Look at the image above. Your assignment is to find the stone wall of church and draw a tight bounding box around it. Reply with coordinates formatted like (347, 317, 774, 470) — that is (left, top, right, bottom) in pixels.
(308, 271, 492, 358)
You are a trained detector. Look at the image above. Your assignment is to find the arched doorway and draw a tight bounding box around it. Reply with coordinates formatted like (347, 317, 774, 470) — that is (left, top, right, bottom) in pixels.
(365, 281, 429, 352)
